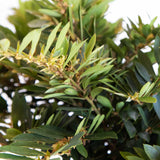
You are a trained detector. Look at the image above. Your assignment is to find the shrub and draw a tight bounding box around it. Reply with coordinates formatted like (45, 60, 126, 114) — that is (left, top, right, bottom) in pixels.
(0, 0, 160, 160)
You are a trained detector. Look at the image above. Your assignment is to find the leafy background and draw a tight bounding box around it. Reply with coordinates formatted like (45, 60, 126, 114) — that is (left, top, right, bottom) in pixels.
(0, 0, 160, 160)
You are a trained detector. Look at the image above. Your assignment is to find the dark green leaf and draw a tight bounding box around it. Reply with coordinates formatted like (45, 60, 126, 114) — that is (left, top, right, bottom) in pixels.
(76, 144, 88, 158)
(124, 120, 136, 138)
(154, 35, 160, 64)
(153, 94, 160, 119)
(86, 131, 118, 140)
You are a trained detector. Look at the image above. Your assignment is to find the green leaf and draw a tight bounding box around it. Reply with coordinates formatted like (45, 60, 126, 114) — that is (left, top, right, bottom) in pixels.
(87, 114, 100, 134)
(80, 65, 103, 78)
(139, 82, 151, 97)
(64, 88, 78, 96)
(126, 156, 143, 160)
(39, 9, 61, 17)
(44, 23, 61, 55)
(124, 120, 136, 138)
(91, 88, 102, 99)
(116, 101, 125, 112)
(97, 95, 112, 108)
(13, 133, 56, 143)
(0, 153, 33, 160)
(107, 38, 124, 57)
(92, 114, 105, 133)
(135, 62, 150, 82)
(28, 125, 72, 139)
(0, 38, 10, 52)
(75, 118, 86, 135)
(134, 147, 150, 160)
(139, 96, 157, 103)
(144, 144, 160, 160)
(28, 19, 49, 28)
(86, 131, 118, 140)
(55, 23, 70, 51)
(19, 29, 42, 56)
(10, 141, 52, 150)
(137, 106, 148, 126)
(44, 93, 66, 99)
(55, 132, 84, 154)
(0, 145, 45, 156)
(63, 41, 85, 67)
(120, 152, 135, 160)
(85, 34, 96, 58)
(12, 92, 31, 129)
(154, 35, 160, 64)
(153, 94, 160, 119)
(3, 128, 22, 140)
(76, 144, 88, 158)
(134, 147, 149, 160)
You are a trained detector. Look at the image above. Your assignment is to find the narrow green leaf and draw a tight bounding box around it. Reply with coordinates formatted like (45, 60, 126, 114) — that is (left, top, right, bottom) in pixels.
(19, 29, 42, 55)
(135, 62, 150, 82)
(139, 96, 157, 103)
(39, 9, 61, 17)
(92, 114, 105, 133)
(81, 65, 103, 78)
(86, 131, 118, 140)
(0, 153, 33, 160)
(137, 106, 148, 126)
(64, 41, 85, 67)
(154, 35, 160, 64)
(44, 93, 66, 99)
(44, 23, 61, 55)
(55, 23, 70, 51)
(87, 114, 100, 134)
(85, 34, 96, 58)
(124, 120, 136, 138)
(0, 146, 45, 156)
(75, 118, 86, 135)
(153, 94, 160, 119)
(76, 144, 88, 158)
(144, 144, 160, 160)
(126, 156, 143, 160)
(139, 82, 151, 97)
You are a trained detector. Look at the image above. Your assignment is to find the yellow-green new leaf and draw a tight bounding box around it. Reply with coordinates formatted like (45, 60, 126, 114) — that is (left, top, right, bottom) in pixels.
(139, 97, 157, 103)
(63, 41, 85, 67)
(139, 82, 151, 97)
(0, 39, 10, 52)
(55, 23, 70, 51)
(43, 23, 61, 56)
(19, 29, 42, 55)
(85, 34, 96, 58)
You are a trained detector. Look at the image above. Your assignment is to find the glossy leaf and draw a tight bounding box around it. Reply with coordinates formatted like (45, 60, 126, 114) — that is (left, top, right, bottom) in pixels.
(144, 144, 160, 160)
(153, 94, 160, 119)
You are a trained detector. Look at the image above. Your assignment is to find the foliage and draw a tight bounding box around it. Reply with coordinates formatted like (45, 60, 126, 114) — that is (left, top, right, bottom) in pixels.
(0, 0, 160, 160)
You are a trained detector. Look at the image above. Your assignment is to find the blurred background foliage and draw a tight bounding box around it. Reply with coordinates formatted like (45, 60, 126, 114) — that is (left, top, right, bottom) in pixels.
(0, 0, 160, 160)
